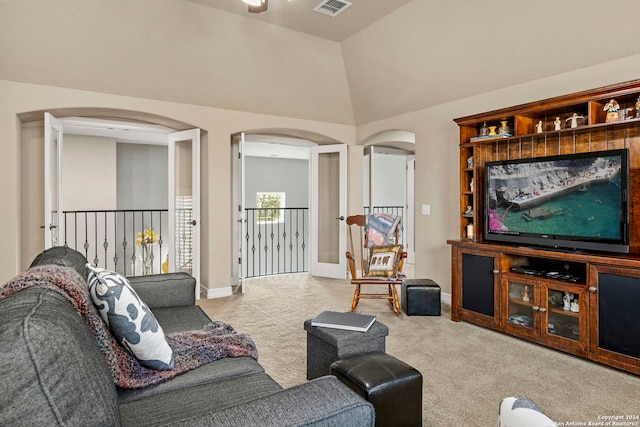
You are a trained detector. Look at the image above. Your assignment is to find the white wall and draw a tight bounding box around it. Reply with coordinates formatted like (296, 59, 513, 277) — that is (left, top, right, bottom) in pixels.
(244, 157, 308, 208)
(64, 134, 117, 211)
(4, 54, 640, 298)
(117, 143, 168, 210)
(363, 149, 408, 209)
(5, 79, 356, 293)
(372, 151, 407, 208)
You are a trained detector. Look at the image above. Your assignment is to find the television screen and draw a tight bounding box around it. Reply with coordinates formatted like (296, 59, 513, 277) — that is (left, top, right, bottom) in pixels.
(484, 149, 629, 254)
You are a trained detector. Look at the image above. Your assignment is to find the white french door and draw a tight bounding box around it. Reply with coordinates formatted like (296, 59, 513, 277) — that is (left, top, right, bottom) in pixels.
(231, 133, 246, 293)
(44, 112, 64, 248)
(406, 155, 415, 264)
(310, 144, 347, 278)
(168, 129, 201, 298)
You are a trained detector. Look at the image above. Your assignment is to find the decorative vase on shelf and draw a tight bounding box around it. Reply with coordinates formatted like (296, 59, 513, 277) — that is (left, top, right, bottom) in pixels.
(498, 120, 510, 136)
(479, 122, 489, 136)
(488, 126, 497, 136)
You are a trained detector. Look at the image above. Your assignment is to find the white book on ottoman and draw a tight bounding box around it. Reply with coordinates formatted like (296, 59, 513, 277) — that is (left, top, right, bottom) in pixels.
(311, 311, 376, 332)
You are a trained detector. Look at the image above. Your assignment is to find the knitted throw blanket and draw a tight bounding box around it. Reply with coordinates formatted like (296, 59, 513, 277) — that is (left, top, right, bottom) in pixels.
(0, 265, 258, 389)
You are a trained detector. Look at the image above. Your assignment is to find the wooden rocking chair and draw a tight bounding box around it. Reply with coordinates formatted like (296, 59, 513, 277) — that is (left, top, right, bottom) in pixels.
(346, 214, 407, 315)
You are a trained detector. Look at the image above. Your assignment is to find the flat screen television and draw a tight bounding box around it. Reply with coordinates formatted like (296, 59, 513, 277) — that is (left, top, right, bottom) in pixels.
(484, 149, 630, 254)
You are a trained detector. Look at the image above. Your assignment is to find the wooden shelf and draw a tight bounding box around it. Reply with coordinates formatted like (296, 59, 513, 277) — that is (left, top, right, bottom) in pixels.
(449, 79, 640, 376)
(548, 306, 580, 317)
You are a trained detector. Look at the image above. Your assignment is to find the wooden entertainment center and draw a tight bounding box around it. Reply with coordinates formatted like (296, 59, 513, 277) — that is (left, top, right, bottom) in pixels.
(448, 79, 640, 375)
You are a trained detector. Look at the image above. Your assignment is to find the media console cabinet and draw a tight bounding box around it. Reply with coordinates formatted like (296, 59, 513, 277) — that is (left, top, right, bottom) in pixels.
(449, 80, 640, 375)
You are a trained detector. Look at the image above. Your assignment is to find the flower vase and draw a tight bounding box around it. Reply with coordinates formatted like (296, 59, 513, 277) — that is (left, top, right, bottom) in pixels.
(142, 243, 155, 275)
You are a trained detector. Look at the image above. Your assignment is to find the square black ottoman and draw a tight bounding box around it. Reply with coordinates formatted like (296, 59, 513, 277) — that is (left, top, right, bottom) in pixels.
(401, 279, 441, 316)
(303, 319, 388, 380)
(330, 351, 423, 427)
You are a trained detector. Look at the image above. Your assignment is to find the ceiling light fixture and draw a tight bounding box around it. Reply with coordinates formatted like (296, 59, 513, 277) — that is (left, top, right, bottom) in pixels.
(243, 0, 268, 13)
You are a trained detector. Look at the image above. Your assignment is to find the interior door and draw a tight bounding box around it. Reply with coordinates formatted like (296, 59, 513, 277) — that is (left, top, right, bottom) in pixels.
(168, 129, 200, 299)
(310, 144, 347, 278)
(44, 112, 64, 249)
(231, 133, 247, 294)
(406, 155, 415, 264)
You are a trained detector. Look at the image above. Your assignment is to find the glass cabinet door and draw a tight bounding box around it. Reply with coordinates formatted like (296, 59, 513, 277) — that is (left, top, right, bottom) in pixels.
(505, 278, 537, 335)
(545, 286, 582, 342)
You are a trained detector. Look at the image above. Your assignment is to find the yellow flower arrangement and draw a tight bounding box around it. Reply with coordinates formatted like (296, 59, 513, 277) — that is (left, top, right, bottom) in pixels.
(136, 228, 159, 247)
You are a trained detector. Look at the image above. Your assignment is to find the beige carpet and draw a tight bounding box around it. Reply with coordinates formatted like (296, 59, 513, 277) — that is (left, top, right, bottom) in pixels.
(197, 273, 639, 426)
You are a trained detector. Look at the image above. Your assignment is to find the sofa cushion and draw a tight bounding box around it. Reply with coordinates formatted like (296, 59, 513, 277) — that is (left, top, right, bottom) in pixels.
(29, 246, 89, 280)
(87, 264, 174, 370)
(127, 272, 196, 308)
(0, 288, 120, 426)
(119, 372, 283, 427)
(150, 376, 375, 427)
(152, 305, 212, 334)
(117, 356, 266, 403)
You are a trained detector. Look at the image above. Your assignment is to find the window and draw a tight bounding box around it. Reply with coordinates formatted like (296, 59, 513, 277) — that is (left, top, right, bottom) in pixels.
(256, 192, 285, 223)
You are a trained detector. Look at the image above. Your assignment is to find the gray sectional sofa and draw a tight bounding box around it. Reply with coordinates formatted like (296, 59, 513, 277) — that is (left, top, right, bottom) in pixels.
(0, 247, 374, 426)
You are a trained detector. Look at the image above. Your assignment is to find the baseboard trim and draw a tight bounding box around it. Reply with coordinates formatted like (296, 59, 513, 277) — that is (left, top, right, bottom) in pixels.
(204, 286, 233, 299)
(441, 292, 452, 305)
(199, 283, 451, 304)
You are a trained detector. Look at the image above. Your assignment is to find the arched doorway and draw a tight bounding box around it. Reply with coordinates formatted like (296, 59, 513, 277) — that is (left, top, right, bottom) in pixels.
(362, 130, 416, 264)
(230, 129, 348, 293)
(19, 108, 203, 297)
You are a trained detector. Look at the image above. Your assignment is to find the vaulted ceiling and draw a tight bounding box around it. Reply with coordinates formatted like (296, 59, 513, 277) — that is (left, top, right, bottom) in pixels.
(2, 0, 640, 126)
(188, 0, 640, 124)
(187, 0, 412, 42)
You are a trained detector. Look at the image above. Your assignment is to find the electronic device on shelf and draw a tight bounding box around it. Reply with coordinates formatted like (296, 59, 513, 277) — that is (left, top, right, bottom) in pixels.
(511, 266, 583, 283)
(484, 149, 630, 254)
(511, 266, 545, 275)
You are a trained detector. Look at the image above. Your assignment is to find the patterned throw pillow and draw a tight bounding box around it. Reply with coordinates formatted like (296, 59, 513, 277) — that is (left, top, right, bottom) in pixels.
(499, 397, 556, 427)
(86, 264, 174, 370)
(366, 244, 403, 277)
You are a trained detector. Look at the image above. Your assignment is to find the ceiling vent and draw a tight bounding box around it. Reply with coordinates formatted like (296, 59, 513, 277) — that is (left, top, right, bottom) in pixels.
(313, 0, 352, 17)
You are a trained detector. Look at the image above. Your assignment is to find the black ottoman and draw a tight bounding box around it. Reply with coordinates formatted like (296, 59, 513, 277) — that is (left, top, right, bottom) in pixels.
(401, 279, 441, 316)
(330, 352, 422, 427)
(303, 319, 388, 380)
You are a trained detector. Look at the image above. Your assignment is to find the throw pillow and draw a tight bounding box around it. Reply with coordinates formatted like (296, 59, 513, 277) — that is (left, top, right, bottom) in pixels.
(366, 244, 403, 277)
(86, 264, 174, 370)
(499, 397, 556, 427)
